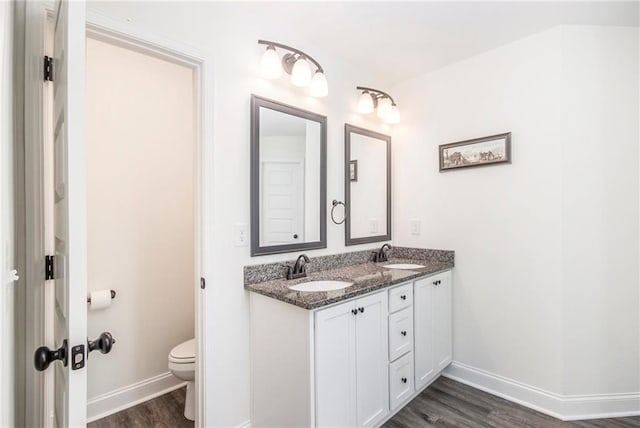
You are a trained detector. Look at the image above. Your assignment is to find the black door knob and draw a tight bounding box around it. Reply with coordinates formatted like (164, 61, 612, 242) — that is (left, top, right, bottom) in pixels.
(351, 309, 358, 315)
(293, 234, 298, 239)
(358, 307, 365, 313)
(400, 295, 406, 300)
(34, 340, 68, 371)
(401, 377, 407, 384)
(401, 331, 407, 336)
(88, 332, 116, 355)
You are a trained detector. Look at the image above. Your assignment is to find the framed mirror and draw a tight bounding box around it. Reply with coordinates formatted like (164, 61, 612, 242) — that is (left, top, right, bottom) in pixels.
(251, 95, 327, 256)
(344, 124, 391, 245)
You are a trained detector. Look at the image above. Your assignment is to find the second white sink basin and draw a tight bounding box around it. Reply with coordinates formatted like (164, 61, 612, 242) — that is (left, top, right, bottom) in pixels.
(383, 263, 425, 270)
(289, 280, 354, 292)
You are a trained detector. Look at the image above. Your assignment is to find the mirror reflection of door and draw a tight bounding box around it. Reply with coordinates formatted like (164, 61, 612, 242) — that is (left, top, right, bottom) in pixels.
(251, 96, 326, 256)
(261, 161, 304, 245)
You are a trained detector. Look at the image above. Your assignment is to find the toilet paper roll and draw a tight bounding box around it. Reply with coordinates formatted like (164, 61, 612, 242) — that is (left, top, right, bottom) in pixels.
(88, 289, 112, 311)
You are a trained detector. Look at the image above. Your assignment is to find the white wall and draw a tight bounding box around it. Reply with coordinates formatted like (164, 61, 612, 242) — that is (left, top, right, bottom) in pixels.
(559, 26, 639, 395)
(86, 3, 390, 426)
(393, 26, 566, 393)
(85, 37, 195, 409)
(392, 24, 639, 408)
(0, 1, 15, 426)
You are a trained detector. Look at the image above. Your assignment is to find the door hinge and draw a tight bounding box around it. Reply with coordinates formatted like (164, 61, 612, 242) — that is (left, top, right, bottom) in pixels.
(45, 255, 55, 280)
(200, 277, 206, 289)
(44, 56, 53, 82)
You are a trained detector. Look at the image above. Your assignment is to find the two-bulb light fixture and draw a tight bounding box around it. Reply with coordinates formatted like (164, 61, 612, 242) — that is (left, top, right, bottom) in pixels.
(356, 86, 400, 124)
(258, 40, 328, 98)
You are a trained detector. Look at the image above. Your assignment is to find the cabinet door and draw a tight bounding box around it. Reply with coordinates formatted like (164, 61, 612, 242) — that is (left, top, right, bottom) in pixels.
(414, 277, 435, 389)
(434, 271, 452, 372)
(315, 300, 357, 428)
(355, 292, 389, 428)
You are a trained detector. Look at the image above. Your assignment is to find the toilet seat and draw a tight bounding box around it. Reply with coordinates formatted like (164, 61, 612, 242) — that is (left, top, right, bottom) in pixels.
(169, 338, 195, 364)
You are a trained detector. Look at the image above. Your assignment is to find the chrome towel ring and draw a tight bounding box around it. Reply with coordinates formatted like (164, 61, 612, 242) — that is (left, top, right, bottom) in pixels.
(331, 200, 347, 225)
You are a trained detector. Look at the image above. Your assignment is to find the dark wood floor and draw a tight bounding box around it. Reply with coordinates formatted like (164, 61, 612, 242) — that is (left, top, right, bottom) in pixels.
(88, 387, 193, 428)
(384, 377, 640, 428)
(89, 378, 639, 427)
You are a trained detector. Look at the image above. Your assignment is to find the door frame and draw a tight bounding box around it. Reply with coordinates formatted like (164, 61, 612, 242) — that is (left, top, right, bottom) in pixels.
(23, 5, 214, 426)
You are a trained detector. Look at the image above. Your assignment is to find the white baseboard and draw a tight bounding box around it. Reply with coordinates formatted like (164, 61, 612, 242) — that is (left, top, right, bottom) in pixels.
(443, 361, 640, 421)
(87, 371, 186, 423)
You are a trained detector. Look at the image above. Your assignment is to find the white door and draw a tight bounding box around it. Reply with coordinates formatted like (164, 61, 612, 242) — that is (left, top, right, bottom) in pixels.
(354, 292, 389, 428)
(434, 271, 452, 372)
(414, 277, 435, 389)
(261, 161, 303, 245)
(315, 300, 357, 428)
(52, 1, 87, 426)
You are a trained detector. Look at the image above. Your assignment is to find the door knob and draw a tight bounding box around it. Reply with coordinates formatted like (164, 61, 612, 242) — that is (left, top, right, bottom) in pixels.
(34, 340, 67, 371)
(88, 332, 116, 356)
(293, 234, 298, 239)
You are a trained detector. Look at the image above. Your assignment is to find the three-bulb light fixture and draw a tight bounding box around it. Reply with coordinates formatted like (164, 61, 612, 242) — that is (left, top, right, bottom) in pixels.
(356, 86, 400, 124)
(258, 40, 328, 98)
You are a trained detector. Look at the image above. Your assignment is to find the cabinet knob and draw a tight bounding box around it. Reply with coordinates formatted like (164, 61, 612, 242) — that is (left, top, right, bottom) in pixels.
(358, 307, 365, 313)
(401, 331, 407, 336)
(400, 295, 406, 300)
(401, 377, 407, 384)
(351, 309, 358, 316)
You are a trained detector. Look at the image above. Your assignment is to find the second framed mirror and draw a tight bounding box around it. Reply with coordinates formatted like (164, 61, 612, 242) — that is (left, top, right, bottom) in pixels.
(344, 124, 391, 245)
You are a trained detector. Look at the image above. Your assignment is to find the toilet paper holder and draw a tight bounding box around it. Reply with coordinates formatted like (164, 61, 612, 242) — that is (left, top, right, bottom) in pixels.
(87, 290, 116, 304)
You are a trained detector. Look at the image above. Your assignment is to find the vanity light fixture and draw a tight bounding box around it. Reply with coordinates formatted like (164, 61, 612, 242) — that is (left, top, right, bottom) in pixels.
(258, 40, 328, 97)
(355, 86, 400, 124)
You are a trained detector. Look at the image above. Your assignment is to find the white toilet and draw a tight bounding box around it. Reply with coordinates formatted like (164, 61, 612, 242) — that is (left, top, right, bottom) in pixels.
(168, 338, 196, 421)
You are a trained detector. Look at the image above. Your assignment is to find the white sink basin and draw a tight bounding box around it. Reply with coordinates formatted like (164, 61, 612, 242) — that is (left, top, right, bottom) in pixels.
(289, 280, 354, 292)
(383, 263, 425, 270)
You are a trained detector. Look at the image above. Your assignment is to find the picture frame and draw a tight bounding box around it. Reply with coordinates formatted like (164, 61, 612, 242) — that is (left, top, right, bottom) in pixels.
(439, 132, 511, 171)
(349, 160, 358, 182)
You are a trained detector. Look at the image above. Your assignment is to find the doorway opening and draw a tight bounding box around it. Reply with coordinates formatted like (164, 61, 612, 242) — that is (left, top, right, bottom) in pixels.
(21, 6, 209, 426)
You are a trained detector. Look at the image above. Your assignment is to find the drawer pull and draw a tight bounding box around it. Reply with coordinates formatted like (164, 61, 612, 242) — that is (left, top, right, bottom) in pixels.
(401, 377, 407, 384)
(400, 331, 407, 337)
(400, 295, 406, 300)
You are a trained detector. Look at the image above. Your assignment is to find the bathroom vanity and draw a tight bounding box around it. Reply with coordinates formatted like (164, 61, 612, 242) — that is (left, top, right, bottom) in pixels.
(245, 248, 454, 428)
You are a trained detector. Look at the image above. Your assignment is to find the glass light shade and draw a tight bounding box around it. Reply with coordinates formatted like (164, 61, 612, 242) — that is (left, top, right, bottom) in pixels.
(377, 97, 393, 119)
(385, 104, 400, 124)
(309, 71, 328, 97)
(291, 57, 312, 87)
(357, 92, 375, 114)
(259, 46, 282, 79)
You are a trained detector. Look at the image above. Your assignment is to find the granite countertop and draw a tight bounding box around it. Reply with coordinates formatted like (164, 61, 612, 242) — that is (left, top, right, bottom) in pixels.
(244, 254, 454, 310)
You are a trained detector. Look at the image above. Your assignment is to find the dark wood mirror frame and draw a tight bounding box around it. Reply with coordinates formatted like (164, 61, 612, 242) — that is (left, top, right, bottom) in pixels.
(250, 95, 327, 256)
(344, 124, 392, 246)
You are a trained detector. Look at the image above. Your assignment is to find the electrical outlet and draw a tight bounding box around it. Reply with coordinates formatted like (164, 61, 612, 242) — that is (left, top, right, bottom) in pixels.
(234, 223, 249, 247)
(410, 220, 421, 235)
(370, 219, 378, 234)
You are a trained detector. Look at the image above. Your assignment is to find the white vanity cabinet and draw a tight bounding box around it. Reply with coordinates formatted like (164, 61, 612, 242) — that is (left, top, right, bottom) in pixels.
(315, 292, 389, 428)
(249, 269, 452, 428)
(414, 270, 452, 390)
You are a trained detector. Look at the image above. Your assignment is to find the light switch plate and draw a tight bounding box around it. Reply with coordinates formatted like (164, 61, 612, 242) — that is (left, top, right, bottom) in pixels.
(410, 220, 421, 235)
(234, 223, 249, 247)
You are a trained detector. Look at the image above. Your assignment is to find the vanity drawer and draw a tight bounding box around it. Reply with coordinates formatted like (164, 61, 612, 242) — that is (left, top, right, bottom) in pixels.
(389, 282, 413, 313)
(389, 307, 413, 361)
(389, 351, 414, 411)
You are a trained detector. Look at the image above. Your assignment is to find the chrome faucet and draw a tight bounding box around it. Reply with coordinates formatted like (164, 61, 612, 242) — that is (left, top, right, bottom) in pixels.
(373, 244, 392, 263)
(287, 254, 310, 280)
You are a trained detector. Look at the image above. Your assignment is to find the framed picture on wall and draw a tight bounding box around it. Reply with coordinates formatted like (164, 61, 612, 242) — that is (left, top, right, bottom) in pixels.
(349, 160, 358, 182)
(439, 132, 511, 171)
